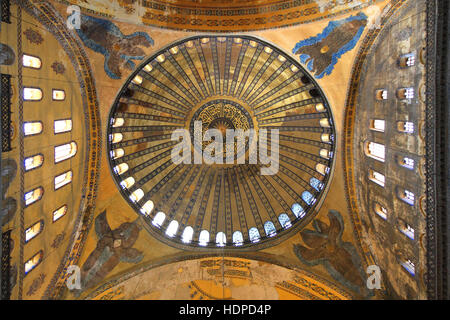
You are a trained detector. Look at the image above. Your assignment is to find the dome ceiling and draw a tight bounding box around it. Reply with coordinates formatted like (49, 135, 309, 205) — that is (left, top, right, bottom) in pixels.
(107, 35, 336, 250)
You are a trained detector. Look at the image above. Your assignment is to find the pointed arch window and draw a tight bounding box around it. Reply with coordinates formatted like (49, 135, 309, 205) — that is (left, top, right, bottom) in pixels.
(249, 227, 260, 243)
(232, 231, 244, 246)
(199, 230, 210, 246)
(24, 121, 42, 136)
(165, 220, 179, 238)
(264, 221, 276, 237)
(54, 142, 77, 163)
(24, 154, 43, 171)
(53, 205, 67, 222)
(25, 220, 44, 243)
(24, 187, 43, 206)
(24, 251, 43, 275)
(181, 226, 194, 243)
(278, 213, 291, 229)
(216, 232, 226, 246)
(152, 211, 166, 228)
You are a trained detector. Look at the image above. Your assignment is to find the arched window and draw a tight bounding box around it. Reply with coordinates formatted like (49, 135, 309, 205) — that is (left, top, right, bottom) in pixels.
(233, 231, 244, 246)
(120, 177, 135, 189)
(398, 189, 415, 206)
(278, 213, 291, 229)
(365, 142, 385, 162)
(397, 121, 414, 133)
(397, 156, 415, 170)
(165, 220, 179, 238)
(216, 232, 226, 246)
(369, 169, 385, 187)
(129, 188, 144, 202)
(54, 142, 77, 163)
(22, 54, 41, 69)
(112, 118, 124, 127)
(316, 163, 328, 175)
(110, 133, 123, 143)
(52, 89, 65, 101)
(397, 87, 414, 99)
(374, 203, 387, 220)
(199, 230, 210, 246)
(144, 63, 153, 72)
(152, 211, 166, 228)
(264, 221, 276, 237)
(25, 251, 43, 275)
(401, 259, 415, 276)
(319, 118, 331, 128)
(113, 163, 129, 175)
(249, 227, 260, 243)
(310, 177, 323, 191)
(181, 226, 194, 243)
(24, 122, 42, 136)
(111, 148, 125, 159)
(321, 133, 332, 143)
(24, 154, 43, 171)
(54, 119, 72, 134)
(375, 89, 388, 100)
(53, 205, 67, 222)
(24, 187, 43, 206)
(25, 220, 44, 243)
(301, 191, 315, 206)
(370, 119, 385, 132)
(55, 171, 72, 190)
(315, 103, 325, 112)
(319, 148, 331, 159)
(132, 75, 143, 85)
(156, 54, 165, 63)
(291, 203, 305, 218)
(398, 53, 415, 67)
(23, 87, 42, 101)
(140, 200, 154, 216)
(399, 220, 414, 240)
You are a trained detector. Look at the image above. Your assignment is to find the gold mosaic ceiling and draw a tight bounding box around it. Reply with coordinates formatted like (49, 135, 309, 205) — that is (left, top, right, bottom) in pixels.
(107, 35, 336, 250)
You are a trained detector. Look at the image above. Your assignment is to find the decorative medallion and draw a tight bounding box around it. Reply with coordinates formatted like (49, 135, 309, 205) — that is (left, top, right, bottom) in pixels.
(51, 61, 65, 75)
(51, 231, 66, 249)
(23, 28, 43, 45)
(26, 273, 46, 296)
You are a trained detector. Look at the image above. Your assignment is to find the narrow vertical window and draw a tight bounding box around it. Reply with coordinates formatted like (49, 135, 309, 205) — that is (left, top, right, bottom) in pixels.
(152, 211, 165, 228)
(278, 213, 291, 229)
(140, 200, 154, 216)
(53, 205, 67, 222)
(111, 148, 125, 159)
(291, 203, 305, 218)
(216, 232, 226, 246)
(264, 221, 276, 237)
(54, 142, 77, 163)
(249, 227, 260, 243)
(52, 89, 65, 101)
(54, 119, 72, 134)
(232, 231, 244, 246)
(23, 87, 42, 101)
(24, 154, 43, 171)
(301, 191, 315, 206)
(165, 220, 179, 238)
(24, 187, 43, 206)
(113, 163, 129, 175)
(54, 171, 72, 190)
(24, 122, 42, 136)
(199, 230, 210, 246)
(181, 226, 194, 243)
(22, 54, 41, 69)
(120, 177, 135, 189)
(24, 251, 43, 275)
(310, 177, 323, 191)
(110, 133, 123, 143)
(129, 188, 144, 203)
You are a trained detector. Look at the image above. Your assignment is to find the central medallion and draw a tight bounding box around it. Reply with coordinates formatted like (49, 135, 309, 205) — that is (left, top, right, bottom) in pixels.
(189, 99, 254, 160)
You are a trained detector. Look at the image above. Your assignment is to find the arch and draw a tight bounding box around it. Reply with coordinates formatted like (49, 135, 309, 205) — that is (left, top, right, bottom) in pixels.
(181, 226, 194, 243)
(291, 203, 305, 218)
(152, 211, 166, 228)
(310, 177, 323, 191)
(248, 227, 260, 243)
(301, 191, 315, 206)
(165, 220, 179, 238)
(120, 177, 135, 189)
(129, 188, 144, 202)
(278, 213, 291, 229)
(264, 221, 276, 237)
(199, 230, 210, 246)
(232, 231, 244, 246)
(216, 232, 226, 246)
(140, 200, 154, 216)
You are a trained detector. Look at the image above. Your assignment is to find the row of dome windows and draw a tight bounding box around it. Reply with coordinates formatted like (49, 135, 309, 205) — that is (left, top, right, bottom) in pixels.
(368, 54, 418, 277)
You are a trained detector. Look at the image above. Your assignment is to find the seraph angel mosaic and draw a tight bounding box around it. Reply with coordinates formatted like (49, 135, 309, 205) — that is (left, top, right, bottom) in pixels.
(293, 12, 368, 79)
(75, 14, 154, 79)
